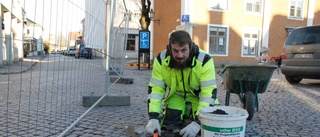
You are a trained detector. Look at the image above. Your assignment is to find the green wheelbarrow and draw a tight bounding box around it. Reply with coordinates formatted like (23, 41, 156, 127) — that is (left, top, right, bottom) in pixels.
(218, 64, 277, 120)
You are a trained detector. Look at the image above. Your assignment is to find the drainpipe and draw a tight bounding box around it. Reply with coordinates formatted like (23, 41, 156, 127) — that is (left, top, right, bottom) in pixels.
(150, 0, 155, 61)
(0, 4, 3, 67)
(307, 0, 315, 26)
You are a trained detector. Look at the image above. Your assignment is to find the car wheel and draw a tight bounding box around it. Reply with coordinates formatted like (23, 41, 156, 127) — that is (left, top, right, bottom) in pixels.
(285, 75, 302, 84)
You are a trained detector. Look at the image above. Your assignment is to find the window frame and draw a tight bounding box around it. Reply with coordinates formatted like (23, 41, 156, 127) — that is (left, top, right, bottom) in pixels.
(126, 34, 137, 51)
(288, 0, 304, 20)
(244, 0, 262, 15)
(207, 24, 229, 56)
(241, 28, 261, 57)
(208, 0, 230, 12)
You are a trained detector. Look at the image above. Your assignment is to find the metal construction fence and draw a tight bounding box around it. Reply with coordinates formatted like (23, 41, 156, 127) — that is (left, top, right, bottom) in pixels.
(0, 0, 132, 136)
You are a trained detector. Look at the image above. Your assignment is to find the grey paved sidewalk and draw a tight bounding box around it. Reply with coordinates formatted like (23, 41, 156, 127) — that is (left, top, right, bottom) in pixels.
(68, 66, 320, 137)
(0, 55, 46, 74)
(1, 55, 319, 137)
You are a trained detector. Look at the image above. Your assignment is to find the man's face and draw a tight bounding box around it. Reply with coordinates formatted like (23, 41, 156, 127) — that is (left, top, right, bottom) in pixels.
(170, 43, 191, 68)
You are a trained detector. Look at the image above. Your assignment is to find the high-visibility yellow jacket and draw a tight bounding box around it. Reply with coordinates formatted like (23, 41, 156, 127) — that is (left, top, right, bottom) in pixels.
(148, 43, 218, 119)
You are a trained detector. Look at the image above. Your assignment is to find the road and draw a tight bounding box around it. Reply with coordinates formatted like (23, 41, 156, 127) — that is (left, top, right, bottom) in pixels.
(0, 54, 319, 137)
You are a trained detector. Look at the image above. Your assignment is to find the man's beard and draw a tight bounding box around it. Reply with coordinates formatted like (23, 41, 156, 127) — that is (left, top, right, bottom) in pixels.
(171, 58, 187, 70)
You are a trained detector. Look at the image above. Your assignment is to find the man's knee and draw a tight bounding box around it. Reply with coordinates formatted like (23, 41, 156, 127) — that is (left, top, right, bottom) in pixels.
(163, 107, 183, 130)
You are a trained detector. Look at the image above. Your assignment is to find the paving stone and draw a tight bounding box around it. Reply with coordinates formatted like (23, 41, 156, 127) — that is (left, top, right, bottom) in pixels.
(1, 56, 320, 136)
(65, 134, 78, 137)
(92, 130, 104, 135)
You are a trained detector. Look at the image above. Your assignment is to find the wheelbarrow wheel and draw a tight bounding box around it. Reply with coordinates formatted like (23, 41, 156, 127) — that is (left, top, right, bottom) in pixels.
(244, 91, 255, 120)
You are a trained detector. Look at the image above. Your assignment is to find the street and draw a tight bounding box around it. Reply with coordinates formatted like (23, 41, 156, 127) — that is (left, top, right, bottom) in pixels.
(0, 54, 319, 137)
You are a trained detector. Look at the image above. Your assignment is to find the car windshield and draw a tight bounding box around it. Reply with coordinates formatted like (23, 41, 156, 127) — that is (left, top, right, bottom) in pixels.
(285, 26, 320, 45)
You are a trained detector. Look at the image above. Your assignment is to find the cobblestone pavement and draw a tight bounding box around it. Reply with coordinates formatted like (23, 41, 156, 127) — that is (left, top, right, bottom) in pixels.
(1, 55, 319, 137)
(65, 65, 320, 137)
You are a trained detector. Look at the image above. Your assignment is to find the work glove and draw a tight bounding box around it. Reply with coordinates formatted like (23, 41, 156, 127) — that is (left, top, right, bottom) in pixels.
(179, 121, 200, 137)
(145, 119, 161, 136)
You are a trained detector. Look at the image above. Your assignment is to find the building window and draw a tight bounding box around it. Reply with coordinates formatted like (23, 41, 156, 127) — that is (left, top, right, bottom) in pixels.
(208, 25, 228, 55)
(289, 0, 303, 20)
(208, 0, 229, 11)
(27, 29, 30, 34)
(245, 0, 261, 13)
(242, 29, 260, 56)
(126, 34, 137, 51)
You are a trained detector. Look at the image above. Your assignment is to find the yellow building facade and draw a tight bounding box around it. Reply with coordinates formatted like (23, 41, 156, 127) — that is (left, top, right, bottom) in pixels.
(152, 0, 320, 66)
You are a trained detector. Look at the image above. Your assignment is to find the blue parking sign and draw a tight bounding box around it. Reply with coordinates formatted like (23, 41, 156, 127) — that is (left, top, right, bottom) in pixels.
(139, 31, 150, 49)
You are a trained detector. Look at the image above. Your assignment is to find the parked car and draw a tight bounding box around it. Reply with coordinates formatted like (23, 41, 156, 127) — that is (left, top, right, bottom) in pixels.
(280, 25, 320, 83)
(57, 50, 62, 54)
(62, 50, 68, 55)
(67, 48, 76, 56)
(75, 44, 93, 59)
(92, 50, 97, 57)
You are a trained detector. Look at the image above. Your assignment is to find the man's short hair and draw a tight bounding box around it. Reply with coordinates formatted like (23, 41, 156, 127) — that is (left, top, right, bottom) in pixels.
(169, 30, 192, 47)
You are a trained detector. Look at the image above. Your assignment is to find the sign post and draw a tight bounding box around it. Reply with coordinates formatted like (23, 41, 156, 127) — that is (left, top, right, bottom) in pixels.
(138, 30, 151, 70)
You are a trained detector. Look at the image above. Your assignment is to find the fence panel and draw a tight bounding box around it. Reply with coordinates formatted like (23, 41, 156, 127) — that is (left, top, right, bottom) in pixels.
(0, 0, 133, 136)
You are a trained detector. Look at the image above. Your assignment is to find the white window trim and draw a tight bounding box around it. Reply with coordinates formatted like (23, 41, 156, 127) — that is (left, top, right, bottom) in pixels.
(207, 24, 229, 57)
(287, 0, 304, 20)
(241, 27, 261, 58)
(244, 0, 263, 16)
(208, 0, 230, 12)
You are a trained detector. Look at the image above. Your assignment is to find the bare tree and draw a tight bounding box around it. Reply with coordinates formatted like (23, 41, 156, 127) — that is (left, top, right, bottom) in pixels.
(139, 0, 151, 30)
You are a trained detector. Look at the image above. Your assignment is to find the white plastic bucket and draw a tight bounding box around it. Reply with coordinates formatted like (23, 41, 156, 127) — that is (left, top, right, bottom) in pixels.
(199, 106, 248, 137)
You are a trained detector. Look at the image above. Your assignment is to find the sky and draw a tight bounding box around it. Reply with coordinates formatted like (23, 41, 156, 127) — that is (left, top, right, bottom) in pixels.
(22, 0, 85, 40)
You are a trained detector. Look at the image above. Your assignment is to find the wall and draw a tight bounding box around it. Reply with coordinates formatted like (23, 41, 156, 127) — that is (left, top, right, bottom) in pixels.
(153, 0, 181, 57)
(0, 0, 25, 65)
(153, 0, 320, 65)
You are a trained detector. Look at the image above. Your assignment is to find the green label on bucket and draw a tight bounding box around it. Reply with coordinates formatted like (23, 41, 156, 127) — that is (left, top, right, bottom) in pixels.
(202, 125, 243, 133)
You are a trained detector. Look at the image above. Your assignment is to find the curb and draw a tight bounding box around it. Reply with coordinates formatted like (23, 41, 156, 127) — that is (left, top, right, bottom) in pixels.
(0, 55, 47, 75)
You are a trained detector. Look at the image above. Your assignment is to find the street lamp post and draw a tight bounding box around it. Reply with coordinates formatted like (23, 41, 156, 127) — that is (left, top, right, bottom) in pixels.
(149, 9, 160, 25)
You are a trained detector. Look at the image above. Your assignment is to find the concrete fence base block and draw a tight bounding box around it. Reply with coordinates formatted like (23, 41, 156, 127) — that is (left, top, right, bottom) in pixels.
(110, 77, 134, 84)
(82, 95, 130, 107)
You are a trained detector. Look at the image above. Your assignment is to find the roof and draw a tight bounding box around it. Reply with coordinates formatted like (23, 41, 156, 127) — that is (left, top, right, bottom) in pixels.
(25, 18, 42, 27)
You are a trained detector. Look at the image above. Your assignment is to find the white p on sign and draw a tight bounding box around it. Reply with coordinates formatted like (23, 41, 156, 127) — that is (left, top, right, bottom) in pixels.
(139, 31, 150, 49)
